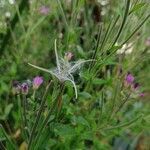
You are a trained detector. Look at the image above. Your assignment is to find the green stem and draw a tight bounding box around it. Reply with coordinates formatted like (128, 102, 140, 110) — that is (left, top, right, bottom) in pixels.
(15, 3, 26, 33)
(0, 124, 17, 150)
(28, 81, 52, 149)
(56, 0, 69, 28)
(108, 79, 120, 121)
(111, 0, 130, 46)
(0, 141, 6, 150)
(89, 24, 102, 71)
(115, 93, 131, 114)
(103, 114, 142, 131)
(122, 13, 150, 45)
(33, 83, 65, 149)
(23, 95, 29, 139)
(32, 90, 36, 100)
(17, 95, 27, 140)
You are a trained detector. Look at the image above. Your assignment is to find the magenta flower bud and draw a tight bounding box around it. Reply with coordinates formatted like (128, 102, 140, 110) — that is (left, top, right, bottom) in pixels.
(139, 93, 145, 97)
(125, 73, 134, 84)
(65, 52, 73, 61)
(33, 76, 43, 90)
(21, 83, 29, 95)
(39, 6, 50, 15)
(133, 83, 139, 90)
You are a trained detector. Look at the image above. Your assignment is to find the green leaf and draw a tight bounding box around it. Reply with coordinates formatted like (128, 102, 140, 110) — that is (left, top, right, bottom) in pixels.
(79, 92, 92, 99)
(92, 78, 107, 85)
(76, 116, 90, 128)
(55, 124, 75, 137)
(4, 104, 13, 118)
(71, 116, 90, 128)
(0, 104, 13, 120)
(81, 131, 93, 140)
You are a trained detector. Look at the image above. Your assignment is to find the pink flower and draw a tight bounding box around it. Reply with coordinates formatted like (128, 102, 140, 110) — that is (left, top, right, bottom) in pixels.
(65, 52, 73, 61)
(125, 73, 134, 84)
(139, 93, 145, 97)
(39, 6, 50, 15)
(33, 76, 43, 90)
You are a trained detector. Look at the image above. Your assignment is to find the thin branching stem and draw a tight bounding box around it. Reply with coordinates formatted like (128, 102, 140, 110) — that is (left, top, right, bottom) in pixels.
(28, 80, 52, 149)
(33, 83, 65, 149)
(22, 95, 29, 139)
(103, 114, 142, 131)
(111, 0, 130, 46)
(115, 93, 131, 114)
(17, 95, 27, 140)
(56, 0, 69, 28)
(89, 24, 102, 71)
(0, 124, 17, 150)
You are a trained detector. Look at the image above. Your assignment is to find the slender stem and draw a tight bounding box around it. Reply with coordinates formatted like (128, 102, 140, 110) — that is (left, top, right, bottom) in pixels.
(98, 91, 104, 125)
(90, 15, 120, 77)
(23, 95, 29, 138)
(0, 0, 29, 55)
(111, 0, 130, 46)
(4, 121, 13, 136)
(108, 79, 120, 121)
(115, 93, 131, 114)
(15, 3, 26, 33)
(56, 0, 69, 28)
(89, 24, 102, 71)
(32, 90, 36, 100)
(122, 13, 150, 45)
(28, 81, 52, 149)
(33, 83, 65, 149)
(17, 95, 27, 140)
(0, 124, 17, 150)
(0, 141, 6, 150)
(102, 114, 142, 131)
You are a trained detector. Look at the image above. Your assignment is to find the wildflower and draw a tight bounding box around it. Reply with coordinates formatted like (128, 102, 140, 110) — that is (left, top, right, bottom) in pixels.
(33, 76, 43, 90)
(139, 93, 145, 97)
(28, 40, 93, 99)
(21, 83, 29, 95)
(39, 6, 50, 15)
(64, 52, 73, 61)
(132, 82, 139, 90)
(12, 80, 21, 95)
(125, 73, 134, 84)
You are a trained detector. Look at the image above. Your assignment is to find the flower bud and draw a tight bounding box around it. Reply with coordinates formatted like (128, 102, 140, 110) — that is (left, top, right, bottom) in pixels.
(64, 52, 73, 61)
(33, 76, 43, 90)
(21, 83, 29, 95)
(39, 6, 50, 15)
(125, 73, 134, 84)
(12, 80, 21, 95)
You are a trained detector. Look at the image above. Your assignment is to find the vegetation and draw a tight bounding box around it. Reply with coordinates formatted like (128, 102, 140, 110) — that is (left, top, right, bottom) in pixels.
(0, 0, 150, 149)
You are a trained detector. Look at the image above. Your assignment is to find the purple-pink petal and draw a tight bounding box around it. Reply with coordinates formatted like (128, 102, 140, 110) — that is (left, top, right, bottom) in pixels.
(21, 83, 29, 94)
(126, 73, 134, 84)
(139, 93, 145, 97)
(39, 6, 50, 15)
(133, 83, 139, 90)
(33, 76, 43, 89)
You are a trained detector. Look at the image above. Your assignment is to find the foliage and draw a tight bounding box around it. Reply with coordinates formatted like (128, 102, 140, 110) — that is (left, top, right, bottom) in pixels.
(0, 0, 150, 149)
